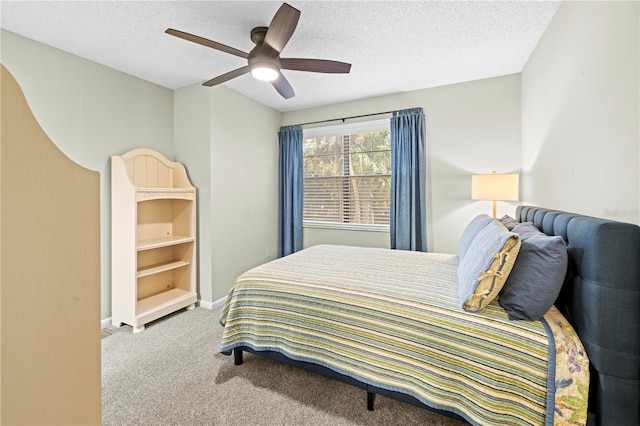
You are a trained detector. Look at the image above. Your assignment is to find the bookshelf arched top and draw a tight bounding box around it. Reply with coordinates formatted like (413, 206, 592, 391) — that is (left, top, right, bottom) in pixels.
(113, 148, 193, 189)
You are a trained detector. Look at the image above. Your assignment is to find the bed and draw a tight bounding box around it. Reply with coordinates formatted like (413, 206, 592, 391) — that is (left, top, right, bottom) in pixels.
(219, 206, 639, 425)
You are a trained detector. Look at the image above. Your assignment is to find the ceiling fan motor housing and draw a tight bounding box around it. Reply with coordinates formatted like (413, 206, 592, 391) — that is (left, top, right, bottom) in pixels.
(250, 26, 269, 45)
(248, 26, 281, 81)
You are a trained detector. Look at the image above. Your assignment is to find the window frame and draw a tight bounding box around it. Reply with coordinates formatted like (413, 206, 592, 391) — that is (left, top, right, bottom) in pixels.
(302, 119, 391, 232)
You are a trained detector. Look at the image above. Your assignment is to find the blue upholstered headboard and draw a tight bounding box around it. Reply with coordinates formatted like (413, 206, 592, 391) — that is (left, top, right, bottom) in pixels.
(516, 206, 640, 426)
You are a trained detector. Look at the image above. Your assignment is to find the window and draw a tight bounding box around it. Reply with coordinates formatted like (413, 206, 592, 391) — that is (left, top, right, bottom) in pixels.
(303, 119, 391, 230)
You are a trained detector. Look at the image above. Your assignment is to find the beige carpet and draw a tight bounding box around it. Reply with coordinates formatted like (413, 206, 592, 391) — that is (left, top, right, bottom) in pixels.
(102, 306, 467, 425)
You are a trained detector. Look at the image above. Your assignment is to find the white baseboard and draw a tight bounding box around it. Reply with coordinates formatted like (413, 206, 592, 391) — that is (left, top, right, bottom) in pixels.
(101, 317, 113, 329)
(198, 297, 226, 310)
(100, 297, 226, 328)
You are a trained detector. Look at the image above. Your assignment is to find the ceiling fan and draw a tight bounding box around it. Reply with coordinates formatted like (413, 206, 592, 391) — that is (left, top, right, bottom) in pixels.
(166, 2, 352, 99)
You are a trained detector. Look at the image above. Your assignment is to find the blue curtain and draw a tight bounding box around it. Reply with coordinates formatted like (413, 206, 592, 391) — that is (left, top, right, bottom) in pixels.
(278, 125, 303, 257)
(390, 108, 427, 251)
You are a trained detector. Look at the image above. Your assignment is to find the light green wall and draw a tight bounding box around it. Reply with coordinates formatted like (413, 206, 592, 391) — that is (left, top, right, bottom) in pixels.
(521, 1, 639, 224)
(174, 84, 281, 303)
(1, 30, 175, 320)
(210, 87, 281, 301)
(173, 84, 214, 303)
(283, 74, 522, 254)
(304, 227, 390, 249)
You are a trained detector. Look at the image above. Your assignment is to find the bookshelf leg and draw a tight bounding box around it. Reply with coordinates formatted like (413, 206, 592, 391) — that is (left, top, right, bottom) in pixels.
(133, 325, 145, 333)
(186, 303, 196, 311)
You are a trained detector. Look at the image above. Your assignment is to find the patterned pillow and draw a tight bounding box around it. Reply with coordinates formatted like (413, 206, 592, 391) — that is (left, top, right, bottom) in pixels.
(458, 219, 521, 312)
(458, 214, 494, 260)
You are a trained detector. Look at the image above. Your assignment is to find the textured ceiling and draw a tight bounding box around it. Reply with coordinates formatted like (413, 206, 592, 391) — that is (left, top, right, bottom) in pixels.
(0, 1, 561, 112)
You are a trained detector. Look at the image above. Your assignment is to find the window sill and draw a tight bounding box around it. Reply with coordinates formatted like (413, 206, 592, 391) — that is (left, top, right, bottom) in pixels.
(303, 221, 389, 233)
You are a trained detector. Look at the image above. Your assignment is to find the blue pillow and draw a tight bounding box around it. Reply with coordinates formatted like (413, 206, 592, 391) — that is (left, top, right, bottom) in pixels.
(458, 219, 521, 312)
(499, 222, 568, 321)
(458, 214, 493, 260)
(499, 215, 520, 231)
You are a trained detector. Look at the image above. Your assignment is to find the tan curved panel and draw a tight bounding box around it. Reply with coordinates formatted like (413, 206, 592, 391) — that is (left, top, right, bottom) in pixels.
(1, 65, 101, 424)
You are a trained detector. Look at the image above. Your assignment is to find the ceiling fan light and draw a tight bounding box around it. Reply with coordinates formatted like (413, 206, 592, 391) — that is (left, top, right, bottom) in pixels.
(250, 62, 279, 81)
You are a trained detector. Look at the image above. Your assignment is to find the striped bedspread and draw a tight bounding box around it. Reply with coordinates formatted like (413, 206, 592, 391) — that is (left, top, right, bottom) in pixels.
(219, 245, 588, 425)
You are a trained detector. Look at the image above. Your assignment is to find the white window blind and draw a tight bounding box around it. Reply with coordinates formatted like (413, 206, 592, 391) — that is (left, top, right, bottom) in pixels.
(303, 119, 391, 230)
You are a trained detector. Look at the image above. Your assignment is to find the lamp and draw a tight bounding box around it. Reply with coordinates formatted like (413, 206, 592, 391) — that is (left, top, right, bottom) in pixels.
(471, 172, 519, 218)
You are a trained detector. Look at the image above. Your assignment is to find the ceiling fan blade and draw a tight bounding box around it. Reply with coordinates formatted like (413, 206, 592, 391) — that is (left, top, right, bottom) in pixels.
(263, 3, 300, 56)
(166, 28, 250, 60)
(202, 66, 250, 87)
(272, 73, 295, 99)
(281, 58, 352, 74)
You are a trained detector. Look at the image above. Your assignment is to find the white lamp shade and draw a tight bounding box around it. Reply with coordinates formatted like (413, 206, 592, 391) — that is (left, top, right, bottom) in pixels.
(471, 173, 519, 201)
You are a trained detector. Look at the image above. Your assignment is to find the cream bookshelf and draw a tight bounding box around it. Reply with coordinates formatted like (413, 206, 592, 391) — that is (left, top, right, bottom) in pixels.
(111, 148, 197, 332)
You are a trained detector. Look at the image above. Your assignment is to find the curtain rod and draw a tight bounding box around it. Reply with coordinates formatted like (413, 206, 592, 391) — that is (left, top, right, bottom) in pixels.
(298, 110, 396, 127)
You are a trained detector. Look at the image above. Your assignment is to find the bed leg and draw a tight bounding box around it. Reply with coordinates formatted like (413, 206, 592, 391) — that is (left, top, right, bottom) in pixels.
(233, 348, 243, 365)
(367, 391, 375, 411)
